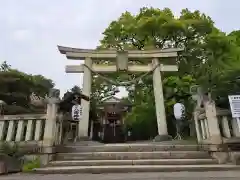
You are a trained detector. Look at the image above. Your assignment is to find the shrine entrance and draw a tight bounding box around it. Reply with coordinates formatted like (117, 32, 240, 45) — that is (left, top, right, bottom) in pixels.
(97, 96, 131, 143)
(58, 46, 183, 142)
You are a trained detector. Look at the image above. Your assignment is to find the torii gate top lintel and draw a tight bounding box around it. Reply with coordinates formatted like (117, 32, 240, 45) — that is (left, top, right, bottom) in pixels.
(58, 45, 183, 73)
(58, 45, 183, 60)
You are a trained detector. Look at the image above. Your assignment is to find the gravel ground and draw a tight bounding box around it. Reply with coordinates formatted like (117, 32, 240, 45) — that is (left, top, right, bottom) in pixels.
(2, 171, 240, 180)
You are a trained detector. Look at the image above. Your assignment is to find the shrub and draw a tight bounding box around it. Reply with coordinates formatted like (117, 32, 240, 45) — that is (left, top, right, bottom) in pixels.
(0, 142, 22, 158)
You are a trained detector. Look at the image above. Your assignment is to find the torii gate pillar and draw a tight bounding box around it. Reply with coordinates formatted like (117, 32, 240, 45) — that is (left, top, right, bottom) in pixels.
(79, 57, 92, 138)
(152, 58, 171, 141)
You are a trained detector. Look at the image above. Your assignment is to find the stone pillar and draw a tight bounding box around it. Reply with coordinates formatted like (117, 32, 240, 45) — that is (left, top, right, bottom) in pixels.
(15, 120, 24, 141)
(25, 120, 33, 141)
(204, 119, 210, 138)
(232, 118, 240, 137)
(57, 113, 63, 145)
(35, 120, 42, 141)
(79, 57, 92, 139)
(6, 121, 14, 142)
(205, 101, 222, 144)
(43, 97, 59, 146)
(200, 120, 206, 139)
(193, 111, 202, 142)
(0, 121, 5, 140)
(221, 116, 231, 138)
(152, 58, 170, 141)
(90, 120, 94, 139)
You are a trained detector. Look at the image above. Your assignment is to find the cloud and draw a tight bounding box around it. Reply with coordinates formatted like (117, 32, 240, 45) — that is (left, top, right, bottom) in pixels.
(11, 29, 33, 41)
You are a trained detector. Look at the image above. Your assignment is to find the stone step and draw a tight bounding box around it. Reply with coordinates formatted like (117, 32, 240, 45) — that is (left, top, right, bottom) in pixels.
(56, 151, 211, 160)
(57, 144, 205, 153)
(49, 159, 218, 167)
(34, 164, 240, 174)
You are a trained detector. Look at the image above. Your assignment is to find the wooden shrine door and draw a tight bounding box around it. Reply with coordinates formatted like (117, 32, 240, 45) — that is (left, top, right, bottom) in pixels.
(103, 104, 124, 143)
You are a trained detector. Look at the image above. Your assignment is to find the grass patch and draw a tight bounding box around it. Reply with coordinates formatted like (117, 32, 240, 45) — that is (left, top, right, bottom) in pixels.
(22, 157, 41, 172)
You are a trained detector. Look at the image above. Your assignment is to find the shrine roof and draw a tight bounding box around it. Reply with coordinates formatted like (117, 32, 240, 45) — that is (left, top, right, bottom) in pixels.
(98, 96, 132, 106)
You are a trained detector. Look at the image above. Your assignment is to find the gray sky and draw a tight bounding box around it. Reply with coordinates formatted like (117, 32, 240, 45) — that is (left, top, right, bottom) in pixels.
(0, 0, 239, 97)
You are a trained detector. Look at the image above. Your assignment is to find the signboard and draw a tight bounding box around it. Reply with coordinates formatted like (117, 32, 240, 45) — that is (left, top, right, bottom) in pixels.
(228, 95, 240, 131)
(228, 95, 240, 118)
(173, 103, 185, 120)
(71, 104, 82, 121)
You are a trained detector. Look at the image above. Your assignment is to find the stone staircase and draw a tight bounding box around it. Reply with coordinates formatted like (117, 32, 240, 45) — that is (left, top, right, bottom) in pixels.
(34, 142, 240, 174)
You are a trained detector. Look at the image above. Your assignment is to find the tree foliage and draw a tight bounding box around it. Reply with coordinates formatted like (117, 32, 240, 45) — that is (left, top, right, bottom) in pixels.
(0, 61, 54, 114)
(96, 7, 240, 139)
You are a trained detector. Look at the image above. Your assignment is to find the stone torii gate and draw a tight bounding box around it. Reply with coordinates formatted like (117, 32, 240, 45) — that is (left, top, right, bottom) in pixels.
(58, 46, 183, 141)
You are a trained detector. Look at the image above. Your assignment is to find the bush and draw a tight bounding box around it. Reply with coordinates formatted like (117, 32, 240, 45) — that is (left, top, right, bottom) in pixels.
(22, 157, 41, 172)
(0, 142, 22, 158)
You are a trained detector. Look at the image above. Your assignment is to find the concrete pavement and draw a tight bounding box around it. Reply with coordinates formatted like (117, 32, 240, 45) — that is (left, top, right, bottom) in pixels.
(2, 171, 240, 180)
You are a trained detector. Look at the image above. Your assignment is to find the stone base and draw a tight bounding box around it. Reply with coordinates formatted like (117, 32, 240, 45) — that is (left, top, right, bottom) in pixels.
(77, 136, 90, 141)
(230, 152, 240, 165)
(153, 135, 172, 142)
(34, 164, 240, 174)
(211, 152, 229, 164)
(0, 154, 21, 174)
(24, 154, 54, 166)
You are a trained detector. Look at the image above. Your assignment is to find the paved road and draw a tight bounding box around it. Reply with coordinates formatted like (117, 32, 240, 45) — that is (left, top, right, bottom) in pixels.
(2, 171, 240, 180)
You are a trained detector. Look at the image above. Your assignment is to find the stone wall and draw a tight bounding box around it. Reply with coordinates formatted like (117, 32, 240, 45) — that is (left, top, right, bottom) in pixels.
(0, 98, 64, 174)
(194, 105, 240, 164)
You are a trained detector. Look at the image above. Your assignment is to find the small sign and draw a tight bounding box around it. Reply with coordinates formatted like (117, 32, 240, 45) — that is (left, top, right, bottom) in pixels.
(228, 95, 240, 118)
(71, 104, 82, 121)
(228, 95, 240, 131)
(173, 103, 185, 120)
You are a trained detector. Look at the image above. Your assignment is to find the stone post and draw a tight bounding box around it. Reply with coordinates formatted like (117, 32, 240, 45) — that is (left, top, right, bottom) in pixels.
(232, 118, 240, 137)
(43, 89, 60, 146)
(43, 97, 59, 146)
(90, 120, 94, 140)
(193, 111, 202, 142)
(222, 116, 231, 138)
(15, 120, 24, 141)
(204, 101, 222, 144)
(0, 121, 4, 141)
(6, 121, 14, 142)
(56, 113, 63, 144)
(79, 57, 92, 139)
(35, 120, 42, 141)
(25, 120, 33, 141)
(0, 100, 5, 141)
(152, 58, 171, 141)
(200, 119, 207, 139)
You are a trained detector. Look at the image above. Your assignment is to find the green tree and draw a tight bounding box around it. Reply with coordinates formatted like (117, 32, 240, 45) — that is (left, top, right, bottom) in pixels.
(100, 8, 215, 75)
(0, 62, 54, 114)
(229, 30, 240, 46)
(98, 7, 240, 139)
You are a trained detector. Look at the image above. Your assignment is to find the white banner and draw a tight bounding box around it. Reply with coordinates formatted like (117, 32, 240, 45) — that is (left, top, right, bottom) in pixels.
(71, 104, 82, 121)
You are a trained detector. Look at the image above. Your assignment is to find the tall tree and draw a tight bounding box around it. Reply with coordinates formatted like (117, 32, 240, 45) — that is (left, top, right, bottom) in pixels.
(98, 7, 240, 139)
(0, 62, 54, 114)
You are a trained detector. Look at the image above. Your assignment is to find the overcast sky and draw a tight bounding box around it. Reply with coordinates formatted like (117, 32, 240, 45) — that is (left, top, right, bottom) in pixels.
(0, 0, 239, 97)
